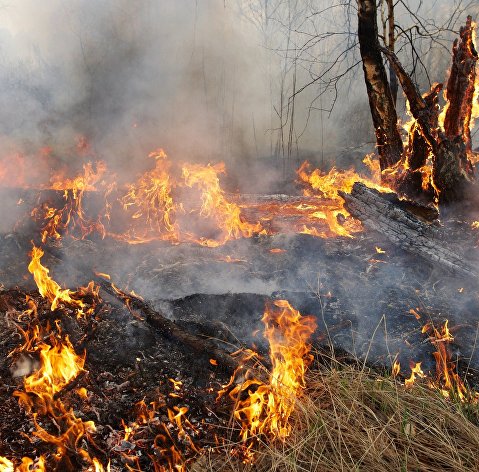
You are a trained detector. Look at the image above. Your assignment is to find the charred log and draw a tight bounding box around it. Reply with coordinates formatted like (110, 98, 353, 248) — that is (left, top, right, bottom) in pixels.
(95, 278, 241, 374)
(339, 182, 477, 279)
(394, 83, 443, 201)
(358, 0, 403, 171)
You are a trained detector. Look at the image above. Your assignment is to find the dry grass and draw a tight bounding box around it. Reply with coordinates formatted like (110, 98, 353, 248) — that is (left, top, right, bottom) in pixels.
(192, 361, 479, 472)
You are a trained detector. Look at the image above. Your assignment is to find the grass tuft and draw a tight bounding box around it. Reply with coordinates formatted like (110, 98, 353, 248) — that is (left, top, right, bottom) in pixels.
(192, 359, 479, 472)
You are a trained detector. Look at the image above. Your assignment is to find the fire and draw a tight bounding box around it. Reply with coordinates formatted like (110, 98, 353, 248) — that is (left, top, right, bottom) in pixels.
(469, 23, 479, 132)
(226, 300, 316, 455)
(392, 360, 400, 378)
(439, 20, 479, 156)
(116, 398, 199, 471)
(28, 245, 99, 317)
(0, 456, 46, 472)
(92, 458, 110, 472)
(120, 148, 179, 243)
(11, 320, 97, 467)
(424, 320, 468, 401)
(0, 458, 14, 472)
(49, 161, 106, 192)
(297, 157, 391, 237)
(38, 161, 108, 243)
(182, 162, 264, 247)
(15, 333, 85, 408)
(404, 361, 425, 388)
(112, 152, 265, 246)
(399, 319, 476, 403)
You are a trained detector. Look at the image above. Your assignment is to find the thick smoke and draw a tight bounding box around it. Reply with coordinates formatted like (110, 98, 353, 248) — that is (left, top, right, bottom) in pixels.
(0, 1, 273, 172)
(0, 1, 478, 373)
(0, 0, 476, 173)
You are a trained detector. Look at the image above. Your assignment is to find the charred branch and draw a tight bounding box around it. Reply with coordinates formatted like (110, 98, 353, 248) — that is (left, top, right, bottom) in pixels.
(95, 278, 241, 374)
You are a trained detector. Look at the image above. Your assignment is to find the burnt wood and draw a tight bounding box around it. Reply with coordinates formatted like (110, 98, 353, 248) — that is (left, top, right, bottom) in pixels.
(339, 182, 477, 278)
(94, 278, 241, 374)
(444, 16, 478, 155)
(381, 47, 476, 204)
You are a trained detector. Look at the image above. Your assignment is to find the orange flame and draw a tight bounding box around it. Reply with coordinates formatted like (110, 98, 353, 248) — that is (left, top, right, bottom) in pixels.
(120, 149, 179, 243)
(296, 158, 391, 237)
(404, 361, 426, 388)
(392, 360, 400, 378)
(39, 161, 108, 243)
(28, 245, 99, 317)
(0, 456, 46, 472)
(12, 322, 96, 465)
(182, 162, 264, 247)
(226, 300, 316, 455)
(425, 320, 468, 401)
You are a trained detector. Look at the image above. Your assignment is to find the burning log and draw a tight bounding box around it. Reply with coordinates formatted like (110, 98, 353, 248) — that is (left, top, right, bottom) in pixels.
(381, 45, 476, 205)
(339, 182, 478, 278)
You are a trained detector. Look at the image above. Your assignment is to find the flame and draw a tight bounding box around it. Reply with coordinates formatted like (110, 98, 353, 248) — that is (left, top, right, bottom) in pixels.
(466, 22, 479, 146)
(0, 457, 46, 472)
(12, 321, 96, 466)
(226, 300, 316, 454)
(296, 158, 391, 237)
(28, 245, 99, 317)
(120, 149, 179, 243)
(92, 458, 110, 472)
(404, 361, 426, 388)
(439, 20, 478, 153)
(424, 320, 468, 401)
(117, 398, 198, 471)
(0, 458, 14, 472)
(392, 360, 400, 378)
(39, 161, 108, 243)
(182, 162, 264, 247)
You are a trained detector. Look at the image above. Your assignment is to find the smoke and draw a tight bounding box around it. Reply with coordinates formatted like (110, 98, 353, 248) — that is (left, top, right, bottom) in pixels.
(0, 0, 478, 373)
(0, 0, 476, 174)
(0, 0, 274, 173)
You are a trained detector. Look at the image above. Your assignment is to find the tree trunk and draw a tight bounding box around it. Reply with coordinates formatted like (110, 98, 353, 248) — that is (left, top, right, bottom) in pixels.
(443, 16, 478, 156)
(386, 0, 398, 105)
(382, 46, 475, 204)
(358, 0, 403, 171)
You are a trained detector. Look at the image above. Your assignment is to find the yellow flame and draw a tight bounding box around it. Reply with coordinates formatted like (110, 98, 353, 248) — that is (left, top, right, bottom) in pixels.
(182, 162, 263, 246)
(227, 299, 316, 454)
(28, 245, 98, 317)
(120, 149, 179, 243)
(296, 159, 391, 237)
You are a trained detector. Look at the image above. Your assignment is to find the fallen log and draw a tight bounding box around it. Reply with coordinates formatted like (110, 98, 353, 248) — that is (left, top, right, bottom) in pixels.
(339, 182, 478, 278)
(94, 278, 241, 374)
(39, 244, 241, 373)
